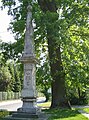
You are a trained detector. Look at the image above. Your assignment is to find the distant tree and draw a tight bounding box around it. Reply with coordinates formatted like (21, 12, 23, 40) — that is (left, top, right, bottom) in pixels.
(7, 61, 22, 92)
(7, 62, 15, 91)
(0, 40, 23, 92)
(0, 54, 11, 91)
(13, 63, 21, 92)
(36, 61, 51, 102)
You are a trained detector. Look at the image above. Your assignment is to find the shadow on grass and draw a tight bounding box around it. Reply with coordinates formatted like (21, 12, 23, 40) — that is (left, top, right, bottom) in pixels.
(0, 108, 87, 120)
(43, 109, 82, 119)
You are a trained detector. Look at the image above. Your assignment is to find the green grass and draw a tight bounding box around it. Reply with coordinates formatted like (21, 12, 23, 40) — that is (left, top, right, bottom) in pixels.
(45, 109, 88, 120)
(0, 110, 9, 120)
(38, 102, 89, 120)
(82, 108, 89, 113)
(38, 101, 51, 108)
(75, 107, 89, 114)
(0, 102, 88, 120)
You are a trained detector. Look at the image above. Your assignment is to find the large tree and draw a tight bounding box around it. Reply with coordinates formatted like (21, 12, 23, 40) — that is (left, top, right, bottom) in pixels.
(37, 0, 70, 108)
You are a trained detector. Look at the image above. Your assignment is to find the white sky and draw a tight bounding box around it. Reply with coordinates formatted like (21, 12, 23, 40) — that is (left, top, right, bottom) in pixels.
(0, 1, 15, 43)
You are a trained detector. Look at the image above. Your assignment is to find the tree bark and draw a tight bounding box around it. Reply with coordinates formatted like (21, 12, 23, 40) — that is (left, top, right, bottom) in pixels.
(38, 0, 71, 108)
(47, 32, 70, 108)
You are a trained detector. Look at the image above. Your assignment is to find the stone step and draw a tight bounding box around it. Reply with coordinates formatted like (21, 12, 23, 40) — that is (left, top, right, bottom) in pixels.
(4, 112, 48, 120)
(4, 116, 47, 120)
(12, 112, 38, 118)
(4, 116, 38, 120)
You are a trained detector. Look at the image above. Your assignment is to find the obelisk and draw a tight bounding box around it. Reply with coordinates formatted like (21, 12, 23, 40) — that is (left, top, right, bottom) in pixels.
(4, 3, 48, 120)
(19, 3, 39, 115)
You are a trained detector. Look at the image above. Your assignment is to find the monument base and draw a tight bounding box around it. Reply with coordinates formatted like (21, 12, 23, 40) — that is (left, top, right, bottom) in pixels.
(4, 112, 48, 120)
(17, 97, 40, 113)
(17, 104, 41, 114)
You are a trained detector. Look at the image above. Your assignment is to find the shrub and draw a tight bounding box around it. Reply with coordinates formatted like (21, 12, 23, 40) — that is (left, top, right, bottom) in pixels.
(0, 110, 9, 118)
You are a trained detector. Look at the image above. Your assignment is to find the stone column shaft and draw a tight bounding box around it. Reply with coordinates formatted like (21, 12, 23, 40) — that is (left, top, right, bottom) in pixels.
(19, 3, 39, 114)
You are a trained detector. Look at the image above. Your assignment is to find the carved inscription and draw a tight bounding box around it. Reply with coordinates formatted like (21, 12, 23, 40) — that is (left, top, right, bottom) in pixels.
(24, 64, 33, 70)
(25, 70, 32, 87)
(24, 64, 33, 88)
(23, 63, 36, 88)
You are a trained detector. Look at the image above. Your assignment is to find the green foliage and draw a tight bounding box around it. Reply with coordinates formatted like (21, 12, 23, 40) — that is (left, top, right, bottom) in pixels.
(0, 56, 11, 91)
(7, 62, 15, 91)
(7, 61, 22, 92)
(1, 0, 89, 105)
(0, 59, 22, 92)
(62, 24, 89, 104)
(7, 91, 14, 100)
(0, 40, 23, 92)
(0, 53, 5, 65)
(36, 61, 51, 101)
(1, 40, 24, 60)
(0, 110, 9, 118)
(13, 64, 21, 92)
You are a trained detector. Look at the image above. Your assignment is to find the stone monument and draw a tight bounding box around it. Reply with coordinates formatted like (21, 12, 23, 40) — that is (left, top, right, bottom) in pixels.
(18, 3, 39, 115)
(5, 3, 47, 120)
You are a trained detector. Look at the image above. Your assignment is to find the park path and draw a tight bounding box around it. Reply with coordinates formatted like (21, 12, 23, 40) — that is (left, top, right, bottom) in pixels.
(0, 99, 22, 111)
(73, 105, 89, 119)
(78, 109, 89, 119)
(0, 97, 46, 111)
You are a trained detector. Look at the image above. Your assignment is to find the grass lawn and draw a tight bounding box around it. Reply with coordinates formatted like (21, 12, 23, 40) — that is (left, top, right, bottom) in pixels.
(38, 102, 89, 120)
(82, 108, 89, 113)
(45, 109, 88, 120)
(0, 110, 9, 120)
(0, 102, 88, 120)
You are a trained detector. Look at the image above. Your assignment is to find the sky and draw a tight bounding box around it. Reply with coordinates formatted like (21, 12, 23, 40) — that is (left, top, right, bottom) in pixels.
(0, 1, 15, 43)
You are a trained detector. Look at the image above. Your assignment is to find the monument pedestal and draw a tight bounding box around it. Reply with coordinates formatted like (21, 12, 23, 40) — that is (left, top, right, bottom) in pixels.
(17, 96, 41, 114)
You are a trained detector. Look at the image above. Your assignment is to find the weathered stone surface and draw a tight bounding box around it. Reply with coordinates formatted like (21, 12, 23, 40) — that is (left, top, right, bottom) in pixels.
(4, 112, 48, 120)
(4, 3, 41, 120)
(17, 3, 39, 114)
(23, 4, 34, 57)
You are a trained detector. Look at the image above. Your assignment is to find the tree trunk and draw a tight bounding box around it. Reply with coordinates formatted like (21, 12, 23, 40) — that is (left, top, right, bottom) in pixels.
(38, 0, 71, 108)
(47, 33, 70, 108)
(78, 87, 81, 99)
